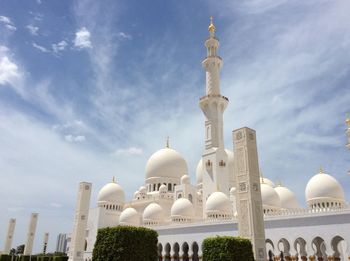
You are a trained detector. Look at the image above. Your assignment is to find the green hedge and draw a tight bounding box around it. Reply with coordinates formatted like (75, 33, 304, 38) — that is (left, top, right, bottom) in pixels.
(202, 236, 254, 261)
(0, 254, 12, 261)
(52, 257, 68, 261)
(19, 256, 30, 261)
(92, 226, 158, 261)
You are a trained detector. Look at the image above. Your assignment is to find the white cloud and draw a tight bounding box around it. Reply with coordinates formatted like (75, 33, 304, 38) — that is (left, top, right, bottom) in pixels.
(32, 42, 50, 53)
(64, 134, 86, 143)
(26, 24, 39, 35)
(49, 202, 63, 208)
(0, 46, 21, 86)
(0, 15, 16, 31)
(52, 40, 68, 53)
(74, 27, 92, 49)
(112, 147, 143, 156)
(118, 32, 132, 40)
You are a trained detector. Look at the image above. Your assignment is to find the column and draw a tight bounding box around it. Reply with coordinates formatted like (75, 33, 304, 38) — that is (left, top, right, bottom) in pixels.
(3, 218, 16, 254)
(24, 213, 39, 255)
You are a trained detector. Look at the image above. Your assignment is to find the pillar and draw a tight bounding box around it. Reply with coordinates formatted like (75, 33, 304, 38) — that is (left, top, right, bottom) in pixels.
(3, 218, 16, 254)
(68, 182, 92, 261)
(233, 127, 266, 261)
(42, 232, 49, 254)
(24, 213, 39, 255)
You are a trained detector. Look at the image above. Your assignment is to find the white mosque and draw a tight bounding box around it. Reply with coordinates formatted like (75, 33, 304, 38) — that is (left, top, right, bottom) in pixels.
(3, 19, 349, 261)
(67, 19, 350, 261)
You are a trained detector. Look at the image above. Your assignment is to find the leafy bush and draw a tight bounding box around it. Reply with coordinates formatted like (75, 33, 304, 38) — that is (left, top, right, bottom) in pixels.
(53, 257, 68, 261)
(202, 236, 254, 261)
(0, 254, 12, 261)
(92, 226, 158, 261)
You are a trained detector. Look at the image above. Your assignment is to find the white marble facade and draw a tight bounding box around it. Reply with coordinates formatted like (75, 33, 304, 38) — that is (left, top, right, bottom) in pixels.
(73, 20, 350, 261)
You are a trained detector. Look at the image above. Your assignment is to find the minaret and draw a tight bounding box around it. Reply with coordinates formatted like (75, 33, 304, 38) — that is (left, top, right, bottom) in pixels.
(346, 114, 350, 150)
(42, 232, 49, 254)
(200, 17, 230, 215)
(3, 218, 16, 254)
(24, 213, 39, 255)
(68, 182, 92, 261)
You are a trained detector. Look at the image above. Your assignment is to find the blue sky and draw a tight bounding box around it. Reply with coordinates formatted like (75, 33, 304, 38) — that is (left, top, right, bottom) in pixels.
(0, 0, 349, 253)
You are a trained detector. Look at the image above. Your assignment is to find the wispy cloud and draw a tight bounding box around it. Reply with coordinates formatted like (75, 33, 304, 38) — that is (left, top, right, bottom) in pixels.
(0, 15, 16, 31)
(64, 134, 86, 143)
(118, 32, 132, 40)
(112, 147, 143, 157)
(26, 24, 39, 35)
(32, 42, 50, 53)
(0, 45, 22, 87)
(52, 40, 68, 54)
(74, 27, 92, 49)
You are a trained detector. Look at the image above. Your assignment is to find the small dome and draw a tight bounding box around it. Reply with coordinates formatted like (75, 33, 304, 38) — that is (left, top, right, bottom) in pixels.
(260, 177, 275, 187)
(145, 148, 188, 180)
(97, 182, 125, 204)
(230, 187, 236, 195)
(274, 185, 300, 209)
(159, 184, 167, 193)
(119, 208, 140, 226)
(171, 198, 194, 218)
(181, 175, 190, 185)
(305, 170, 345, 207)
(139, 186, 147, 194)
(261, 183, 281, 209)
(206, 192, 232, 215)
(134, 191, 140, 199)
(196, 159, 204, 184)
(143, 203, 164, 224)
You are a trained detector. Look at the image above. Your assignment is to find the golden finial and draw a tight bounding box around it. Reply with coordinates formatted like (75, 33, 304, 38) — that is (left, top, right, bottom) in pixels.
(166, 136, 170, 148)
(277, 180, 283, 187)
(208, 16, 216, 34)
(319, 166, 324, 174)
(346, 113, 350, 127)
(112, 176, 116, 183)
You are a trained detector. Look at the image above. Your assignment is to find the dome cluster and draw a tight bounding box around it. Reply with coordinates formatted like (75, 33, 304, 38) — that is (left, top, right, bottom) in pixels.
(96, 144, 346, 228)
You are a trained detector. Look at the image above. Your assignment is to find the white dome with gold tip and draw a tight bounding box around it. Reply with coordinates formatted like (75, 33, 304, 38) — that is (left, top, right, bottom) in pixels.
(119, 208, 140, 226)
(305, 169, 345, 208)
(97, 181, 125, 204)
(145, 147, 188, 179)
(171, 198, 194, 219)
(261, 183, 281, 211)
(143, 203, 164, 225)
(205, 191, 232, 216)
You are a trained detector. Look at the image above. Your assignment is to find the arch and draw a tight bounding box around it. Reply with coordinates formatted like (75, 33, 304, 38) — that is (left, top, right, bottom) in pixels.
(311, 236, 327, 259)
(168, 183, 172, 191)
(158, 183, 161, 190)
(158, 243, 163, 261)
(188, 194, 193, 203)
(164, 243, 171, 261)
(173, 242, 180, 261)
(182, 242, 189, 261)
(84, 239, 87, 251)
(294, 237, 307, 258)
(331, 235, 346, 259)
(191, 241, 199, 261)
(278, 238, 291, 257)
(265, 239, 275, 257)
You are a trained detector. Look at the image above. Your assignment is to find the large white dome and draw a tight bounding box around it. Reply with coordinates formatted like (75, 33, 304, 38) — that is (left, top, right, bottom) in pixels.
(145, 148, 188, 179)
(196, 159, 203, 184)
(274, 185, 300, 209)
(260, 177, 275, 187)
(305, 170, 345, 207)
(97, 182, 125, 204)
(261, 183, 281, 210)
(171, 198, 194, 218)
(205, 191, 232, 215)
(119, 208, 140, 226)
(143, 203, 164, 224)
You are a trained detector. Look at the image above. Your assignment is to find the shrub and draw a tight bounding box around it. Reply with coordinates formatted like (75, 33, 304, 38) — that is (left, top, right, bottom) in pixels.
(0, 254, 12, 261)
(92, 226, 158, 261)
(19, 256, 30, 261)
(202, 236, 254, 261)
(53, 257, 68, 261)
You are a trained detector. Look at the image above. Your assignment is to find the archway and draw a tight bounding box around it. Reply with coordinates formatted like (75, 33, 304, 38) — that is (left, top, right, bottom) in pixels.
(173, 242, 180, 261)
(278, 238, 291, 257)
(294, 237, 307, 259)
(331, 235, 347, 260)
(312, 236, 327, 260)
(158, 243, 163, 261)
(164, 243, 171, 261)
(192, 241, 199, 261)
(182, 242, 189, 261)
(266, 238, 275, 257)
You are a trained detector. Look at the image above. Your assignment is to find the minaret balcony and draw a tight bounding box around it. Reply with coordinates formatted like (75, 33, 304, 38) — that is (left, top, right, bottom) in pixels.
(199, 94, 229, 102)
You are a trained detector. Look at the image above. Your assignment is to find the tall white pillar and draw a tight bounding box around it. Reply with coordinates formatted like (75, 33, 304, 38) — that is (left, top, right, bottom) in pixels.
(42, 232, 49, 254)
(233, 127, 266, 261)
(24, 213, 39, 255)
(3, 218, 16, 254)
(68, 182, 92, 261)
